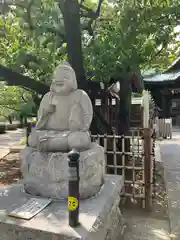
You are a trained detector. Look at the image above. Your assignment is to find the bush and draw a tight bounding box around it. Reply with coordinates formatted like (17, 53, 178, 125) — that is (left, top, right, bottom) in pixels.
(6, 124, 17, 131)
(20, 136, 27, 145)
(0, 116, 6, 122)
(0, 123, 6, 134)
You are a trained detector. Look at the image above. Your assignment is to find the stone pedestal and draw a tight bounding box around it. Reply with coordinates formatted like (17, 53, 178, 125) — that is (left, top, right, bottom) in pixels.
(21, 143, 105, 199)
(0, 175, 124, 240)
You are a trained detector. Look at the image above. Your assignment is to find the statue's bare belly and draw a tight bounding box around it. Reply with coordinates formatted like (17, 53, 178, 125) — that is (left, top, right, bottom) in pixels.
(46, 96, 71, 130)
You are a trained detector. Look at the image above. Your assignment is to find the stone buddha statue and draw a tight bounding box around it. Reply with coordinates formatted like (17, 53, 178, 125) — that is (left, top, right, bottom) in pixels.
(21, 62, 105, 199)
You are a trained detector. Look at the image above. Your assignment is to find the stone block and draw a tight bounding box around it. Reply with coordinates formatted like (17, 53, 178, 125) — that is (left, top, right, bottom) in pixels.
(21, 143, 105, 199)
(0, 175, 124, 240)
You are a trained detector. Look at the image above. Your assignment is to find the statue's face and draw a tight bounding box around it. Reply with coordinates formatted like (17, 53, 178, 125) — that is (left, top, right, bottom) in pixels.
(51, 65, 77, 94)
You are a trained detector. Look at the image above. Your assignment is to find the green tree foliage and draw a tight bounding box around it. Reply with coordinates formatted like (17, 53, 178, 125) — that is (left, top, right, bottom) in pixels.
(0, 0, 67, 84)
(0, 83, 35, 119)
(1, 0, 179, 81)
(85, 0, 180, 81)
(0, 0, 180, 118)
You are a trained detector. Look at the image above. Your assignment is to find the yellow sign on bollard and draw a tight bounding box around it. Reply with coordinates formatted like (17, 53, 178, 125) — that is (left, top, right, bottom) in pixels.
(68, 196, 79, 211)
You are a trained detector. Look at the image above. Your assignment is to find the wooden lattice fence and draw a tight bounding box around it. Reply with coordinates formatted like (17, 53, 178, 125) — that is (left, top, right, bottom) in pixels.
(91, 128, 155, 210)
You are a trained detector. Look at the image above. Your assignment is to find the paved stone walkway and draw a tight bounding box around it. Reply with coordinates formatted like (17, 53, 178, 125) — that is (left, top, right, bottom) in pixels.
(123, 133, 180, 240)
(123, 210, 170, 240)
(160, 128, 180, 239)
(0, 129, 25, 158)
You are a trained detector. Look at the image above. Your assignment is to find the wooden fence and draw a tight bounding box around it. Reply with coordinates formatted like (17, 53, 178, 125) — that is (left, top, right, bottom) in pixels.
(91, 128, 155, 210)
(154, 117, 172, 139)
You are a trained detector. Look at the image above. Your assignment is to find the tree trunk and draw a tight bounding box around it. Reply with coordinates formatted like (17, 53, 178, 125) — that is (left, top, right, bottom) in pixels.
(63, 0, 86, 89)
(24, 117, 28, 126)
(118, 74, 132, 135)
(20, 114, 24, 128)
(62, 1, 117, 135)
(8, 115, 12, 124)
(0, 65, 49, 95)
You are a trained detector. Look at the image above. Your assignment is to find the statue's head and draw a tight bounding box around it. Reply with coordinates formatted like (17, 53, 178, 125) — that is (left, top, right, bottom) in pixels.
(50, 62, 77, 95)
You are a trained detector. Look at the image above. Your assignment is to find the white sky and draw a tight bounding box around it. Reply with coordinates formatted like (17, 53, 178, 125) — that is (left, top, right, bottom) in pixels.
(174, 25, 180, 33)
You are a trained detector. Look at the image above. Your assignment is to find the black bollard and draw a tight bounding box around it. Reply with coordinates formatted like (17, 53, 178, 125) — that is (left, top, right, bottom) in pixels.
(68, 148, 80, 227)
(26, 123, 32, 146)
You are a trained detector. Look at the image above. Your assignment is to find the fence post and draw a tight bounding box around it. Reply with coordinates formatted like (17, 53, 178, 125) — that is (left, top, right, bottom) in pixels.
(143, 128, 152, 211)
(68, 148, 80, 227)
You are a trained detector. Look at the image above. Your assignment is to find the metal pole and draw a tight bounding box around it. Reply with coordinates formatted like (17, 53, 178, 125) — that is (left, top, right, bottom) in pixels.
(144, 128, 152, 211)
(68, 148, 80, 227)
(26, 122, 31, 146)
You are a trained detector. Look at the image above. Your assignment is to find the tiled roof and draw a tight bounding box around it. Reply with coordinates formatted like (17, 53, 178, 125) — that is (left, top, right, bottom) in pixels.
(143, 71, 180, 82)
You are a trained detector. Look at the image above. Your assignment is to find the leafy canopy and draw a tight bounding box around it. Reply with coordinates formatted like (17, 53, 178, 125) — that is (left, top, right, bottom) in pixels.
(0, 0, 179, 116)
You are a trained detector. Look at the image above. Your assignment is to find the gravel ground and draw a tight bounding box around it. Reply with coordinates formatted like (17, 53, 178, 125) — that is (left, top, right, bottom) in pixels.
(0, 153, 22, 188)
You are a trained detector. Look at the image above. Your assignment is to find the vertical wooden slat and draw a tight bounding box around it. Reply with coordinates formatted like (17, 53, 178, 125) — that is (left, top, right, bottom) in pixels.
(104, 135, 107, 172)
(122, 136, 125, 181)
(132, 131, 136, 198)
(113, 134, 117, 174)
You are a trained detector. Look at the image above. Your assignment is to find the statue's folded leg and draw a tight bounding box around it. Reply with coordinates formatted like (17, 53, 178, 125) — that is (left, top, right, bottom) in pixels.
(28, 130, 70, 152)
(46, 137, 68, 152)
(68, 131, 91, 151)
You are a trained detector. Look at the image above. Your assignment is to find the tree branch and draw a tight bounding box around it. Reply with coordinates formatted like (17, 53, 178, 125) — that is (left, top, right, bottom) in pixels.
(0, 103, 35, 116)
(0, 0, 26, 9)
(80, 5, 95, 18)
(80, 0, 103, 37)
(148, 42, 167, 64)
(95, 0, 104, 17)
(82, 19, 94, 36)
(80, 0, 103, 19)
(0, 104, 21, 112)
(39, 25, 66, 41)
(26, 0, 35, 30)
(21, 93, 28, 103)
(0, 65, 49, 95)
(2, 0, 34, 29)
(59, 0, 65, 15)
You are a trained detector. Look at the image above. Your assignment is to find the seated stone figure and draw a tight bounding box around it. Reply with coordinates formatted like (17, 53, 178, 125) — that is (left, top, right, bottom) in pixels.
(21, 62, 105, 199)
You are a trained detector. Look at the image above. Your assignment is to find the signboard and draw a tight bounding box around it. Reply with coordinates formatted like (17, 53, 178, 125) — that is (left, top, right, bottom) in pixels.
(8, 198, 52, 220)
(172, 102, 177, 108)
(165, 118, 172, 124)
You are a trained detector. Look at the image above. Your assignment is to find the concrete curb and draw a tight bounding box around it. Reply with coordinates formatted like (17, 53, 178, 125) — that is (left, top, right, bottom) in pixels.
(0, 149, 10, 159)
(9, 145, 25, 153)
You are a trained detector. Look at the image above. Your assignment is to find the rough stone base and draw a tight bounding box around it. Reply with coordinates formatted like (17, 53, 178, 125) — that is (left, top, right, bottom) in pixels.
(0, 175, 124, 240)
(21, 143, 105, 199)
